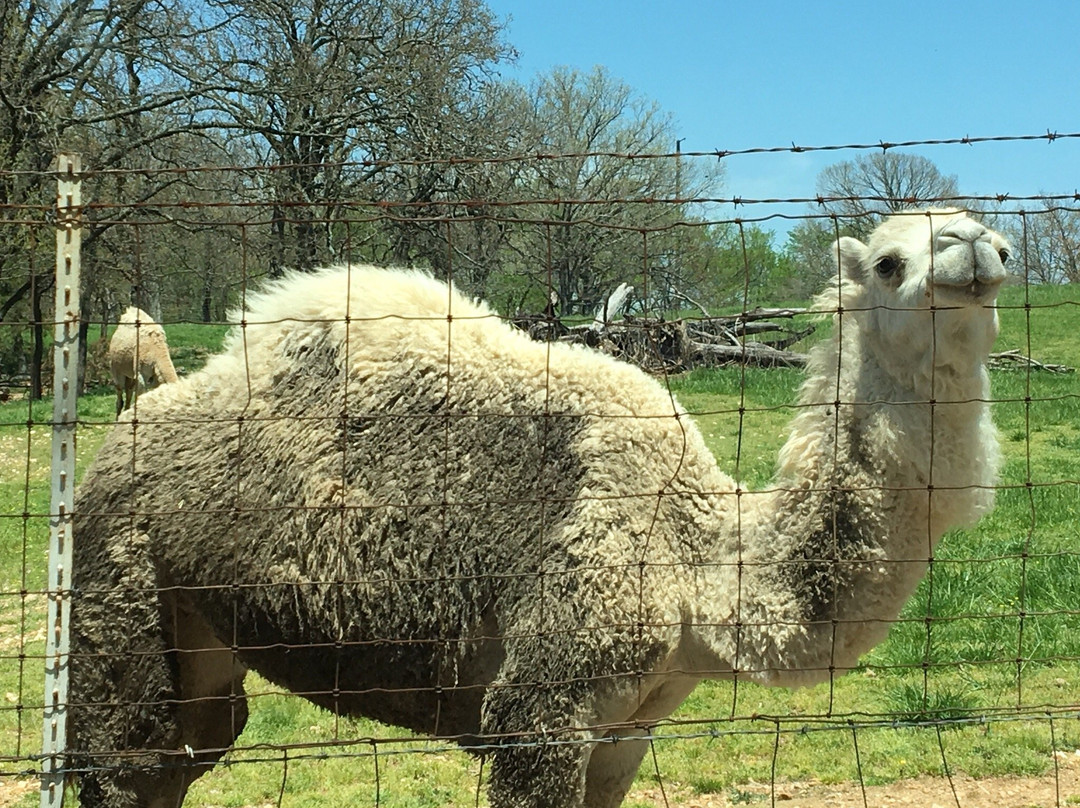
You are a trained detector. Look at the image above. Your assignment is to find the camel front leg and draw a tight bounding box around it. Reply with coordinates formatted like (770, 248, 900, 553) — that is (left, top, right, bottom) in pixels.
(583, 729, 650, 808)
(583, 673, 700, 808)
(481, 680, 594, 808)
(479, 658, 680, 806)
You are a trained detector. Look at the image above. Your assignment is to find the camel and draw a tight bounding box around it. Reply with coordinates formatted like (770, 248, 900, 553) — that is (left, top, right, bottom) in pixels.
(107, 307, 179, 417)
(68, 209, 1008, 807)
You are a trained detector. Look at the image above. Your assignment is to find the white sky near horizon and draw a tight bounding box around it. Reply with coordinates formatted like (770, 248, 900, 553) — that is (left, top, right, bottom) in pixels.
(483, 0, 1080, 238)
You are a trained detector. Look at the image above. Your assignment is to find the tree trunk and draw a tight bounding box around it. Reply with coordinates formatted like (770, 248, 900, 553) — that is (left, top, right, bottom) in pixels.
(77, 314, 90, 394)
(30, 276, 44, 400)
(297, 214, 316, 272)
(0, 279, 32, 323)
(202, 260, 214, 322)
(270, 203, 286, 279)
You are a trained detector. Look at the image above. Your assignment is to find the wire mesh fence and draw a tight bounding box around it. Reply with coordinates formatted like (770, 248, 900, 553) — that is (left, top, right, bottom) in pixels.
(0, 138, 1078, 808)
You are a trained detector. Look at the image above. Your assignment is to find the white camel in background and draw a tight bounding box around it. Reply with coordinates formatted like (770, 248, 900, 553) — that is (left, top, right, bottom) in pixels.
(106, 307, 178, 417)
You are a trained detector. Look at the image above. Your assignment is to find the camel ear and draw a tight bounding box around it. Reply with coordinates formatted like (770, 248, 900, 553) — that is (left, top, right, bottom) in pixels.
(833, 236, 869, 283)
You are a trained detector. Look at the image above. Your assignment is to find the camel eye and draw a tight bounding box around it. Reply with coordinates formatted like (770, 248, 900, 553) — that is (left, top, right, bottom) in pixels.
(998, 248, 1010, 265)
(875, 254, 902, 278)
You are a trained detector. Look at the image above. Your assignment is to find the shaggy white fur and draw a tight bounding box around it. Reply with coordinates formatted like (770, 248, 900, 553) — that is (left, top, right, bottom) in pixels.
(107, 307, 179, 417)
(70, 209, 1007, 808)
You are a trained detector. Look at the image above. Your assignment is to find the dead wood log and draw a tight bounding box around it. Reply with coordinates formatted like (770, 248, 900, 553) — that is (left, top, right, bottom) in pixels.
(591, 283, 634, 331)
(756, 325, 818, 352)
(988, 349, 1074, 373)
(690, 341, 807, 368)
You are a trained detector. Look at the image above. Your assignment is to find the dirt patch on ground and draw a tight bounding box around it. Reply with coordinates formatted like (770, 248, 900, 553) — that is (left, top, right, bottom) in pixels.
(0, 777, 34, 808)
(632, 750, 1080, 808)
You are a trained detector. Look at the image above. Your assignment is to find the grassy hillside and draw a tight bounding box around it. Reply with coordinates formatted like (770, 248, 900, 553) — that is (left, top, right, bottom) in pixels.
(1, 282, 1078, 805)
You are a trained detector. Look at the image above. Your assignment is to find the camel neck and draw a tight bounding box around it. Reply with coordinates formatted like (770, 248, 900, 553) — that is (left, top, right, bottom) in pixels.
(688, 331, 997, 687)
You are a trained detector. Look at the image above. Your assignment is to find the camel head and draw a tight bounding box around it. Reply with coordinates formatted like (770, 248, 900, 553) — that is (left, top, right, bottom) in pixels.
(832, 209, 1010, 382)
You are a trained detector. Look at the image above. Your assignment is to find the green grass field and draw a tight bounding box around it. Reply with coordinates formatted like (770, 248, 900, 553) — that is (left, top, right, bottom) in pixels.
(1, 283, 1079, 806)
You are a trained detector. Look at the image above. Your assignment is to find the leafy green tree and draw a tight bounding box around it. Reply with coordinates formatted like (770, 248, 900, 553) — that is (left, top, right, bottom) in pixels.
(782, 219, 844, 299)
(648, 223, 793, 313)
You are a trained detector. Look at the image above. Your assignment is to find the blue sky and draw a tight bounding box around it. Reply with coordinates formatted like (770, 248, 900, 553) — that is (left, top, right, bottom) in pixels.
(483, 0, 1080, 237)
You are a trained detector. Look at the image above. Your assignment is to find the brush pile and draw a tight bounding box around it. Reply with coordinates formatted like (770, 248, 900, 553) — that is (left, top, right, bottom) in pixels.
(512, 284, 814, 372)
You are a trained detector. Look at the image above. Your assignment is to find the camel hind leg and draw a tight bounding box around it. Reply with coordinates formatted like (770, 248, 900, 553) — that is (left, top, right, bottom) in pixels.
(69, 529, 182, 807)
(70, 532, 248, 807)
(140, 592, 250, 808)
(113, 377, 136, 416)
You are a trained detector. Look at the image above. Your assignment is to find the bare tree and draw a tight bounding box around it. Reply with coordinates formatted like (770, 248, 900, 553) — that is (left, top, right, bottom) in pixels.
(0, 0, 517, 391)
(815, 152, 960, 238)
(774, 154, 964, 301)
(0, 0, 228, 394)
(375, 65, 534, 293)
(512, 66, 722, 314)
(198, 0, 512, 273)
(1000, 202, 1080, 284)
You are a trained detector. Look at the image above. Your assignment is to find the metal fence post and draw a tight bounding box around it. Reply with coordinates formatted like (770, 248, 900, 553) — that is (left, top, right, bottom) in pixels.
(40, 153, 82, 808)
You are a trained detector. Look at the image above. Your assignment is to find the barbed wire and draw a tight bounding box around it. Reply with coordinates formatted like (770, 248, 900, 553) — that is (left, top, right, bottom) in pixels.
(0, 129, 1076, 181)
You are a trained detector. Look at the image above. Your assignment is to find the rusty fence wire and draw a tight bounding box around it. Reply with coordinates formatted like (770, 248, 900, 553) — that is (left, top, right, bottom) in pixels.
(0, 136, 1078, 807)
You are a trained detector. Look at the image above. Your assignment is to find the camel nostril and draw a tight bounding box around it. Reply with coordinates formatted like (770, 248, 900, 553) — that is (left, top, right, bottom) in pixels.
(937, 217, 989, 247)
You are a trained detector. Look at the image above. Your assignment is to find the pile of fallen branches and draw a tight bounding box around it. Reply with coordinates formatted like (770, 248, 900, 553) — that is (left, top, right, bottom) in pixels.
(681, 308, 814, 369)
(512, 286, 814, 372)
